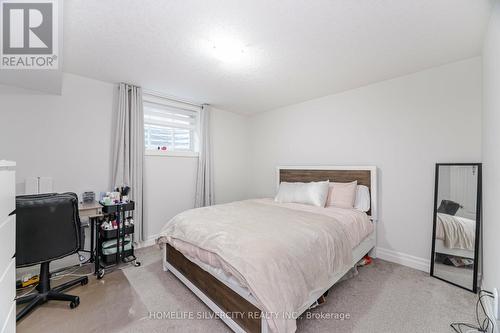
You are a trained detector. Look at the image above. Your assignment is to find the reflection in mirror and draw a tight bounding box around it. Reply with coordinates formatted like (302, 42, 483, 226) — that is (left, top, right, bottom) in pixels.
(431, 164, 481, 292)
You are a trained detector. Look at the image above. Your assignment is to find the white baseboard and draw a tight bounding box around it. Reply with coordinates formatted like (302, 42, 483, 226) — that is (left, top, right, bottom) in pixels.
(376, 247, 430, 273)
(136, 234, 159, 248)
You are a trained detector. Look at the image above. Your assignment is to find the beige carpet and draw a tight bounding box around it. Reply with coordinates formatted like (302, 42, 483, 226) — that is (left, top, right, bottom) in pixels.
(17, 246, 478, 333)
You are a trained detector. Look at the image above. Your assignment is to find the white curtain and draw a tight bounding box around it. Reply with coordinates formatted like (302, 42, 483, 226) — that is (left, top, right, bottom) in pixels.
(195, 104, 215, 207)
(111, 83, 145, 241)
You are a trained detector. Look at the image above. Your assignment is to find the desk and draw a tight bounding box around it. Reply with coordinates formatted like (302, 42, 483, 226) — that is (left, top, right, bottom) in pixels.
(79, 201, 103, 218)
(78, 201, 103, 264)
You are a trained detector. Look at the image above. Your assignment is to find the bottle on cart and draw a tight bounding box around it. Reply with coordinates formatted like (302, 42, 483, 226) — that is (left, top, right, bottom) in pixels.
(101, 218, 113, 231)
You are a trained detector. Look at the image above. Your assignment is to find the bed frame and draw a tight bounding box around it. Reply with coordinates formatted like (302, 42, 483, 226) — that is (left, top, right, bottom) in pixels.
(163, 166, 378, 333)
(434, 240, 474, 259)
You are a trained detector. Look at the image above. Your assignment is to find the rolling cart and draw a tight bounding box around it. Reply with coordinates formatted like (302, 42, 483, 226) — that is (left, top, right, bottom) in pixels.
(94, 201, 140, 279)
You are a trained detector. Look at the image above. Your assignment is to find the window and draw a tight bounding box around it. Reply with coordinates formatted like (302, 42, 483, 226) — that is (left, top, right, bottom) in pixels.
(143, 93, 200, 156)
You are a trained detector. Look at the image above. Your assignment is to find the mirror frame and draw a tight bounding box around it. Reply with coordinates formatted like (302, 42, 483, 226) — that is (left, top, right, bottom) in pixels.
(430, 163, 482, 293)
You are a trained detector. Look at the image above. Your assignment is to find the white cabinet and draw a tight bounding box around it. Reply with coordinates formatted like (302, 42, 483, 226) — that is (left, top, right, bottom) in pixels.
(0, 161, 15, 333)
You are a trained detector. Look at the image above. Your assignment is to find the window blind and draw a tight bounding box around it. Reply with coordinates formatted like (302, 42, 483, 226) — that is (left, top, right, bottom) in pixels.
(143, 95, 200, 152)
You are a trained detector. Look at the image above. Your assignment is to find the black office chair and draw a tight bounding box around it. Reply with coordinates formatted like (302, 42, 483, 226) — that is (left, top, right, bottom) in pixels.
(15, 193, 89, 321)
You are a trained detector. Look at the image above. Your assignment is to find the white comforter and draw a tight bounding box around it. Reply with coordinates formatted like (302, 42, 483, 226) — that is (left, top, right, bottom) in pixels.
(436, 213, 475, 250)
(157, 199, 373, 333)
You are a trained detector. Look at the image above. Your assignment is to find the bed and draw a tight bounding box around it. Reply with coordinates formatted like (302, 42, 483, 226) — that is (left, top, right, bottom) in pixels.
(157, 166, 378, 333)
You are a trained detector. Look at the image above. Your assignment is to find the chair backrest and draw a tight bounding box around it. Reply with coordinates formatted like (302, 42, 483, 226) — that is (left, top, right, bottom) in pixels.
(15, 192, 82, 267)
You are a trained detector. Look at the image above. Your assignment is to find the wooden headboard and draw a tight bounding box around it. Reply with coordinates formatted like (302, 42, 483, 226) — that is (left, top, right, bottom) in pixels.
(277, 166, 377, 219)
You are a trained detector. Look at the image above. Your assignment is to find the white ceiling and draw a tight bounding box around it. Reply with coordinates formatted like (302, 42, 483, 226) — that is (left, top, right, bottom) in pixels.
(63, 0, 491, 114)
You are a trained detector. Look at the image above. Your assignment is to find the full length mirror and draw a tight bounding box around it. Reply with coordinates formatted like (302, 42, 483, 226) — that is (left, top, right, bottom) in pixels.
(431, 163, 481, 293)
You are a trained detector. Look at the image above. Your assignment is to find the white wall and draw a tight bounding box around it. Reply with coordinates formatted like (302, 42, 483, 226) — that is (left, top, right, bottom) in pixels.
(212, 108, 250, 204)
(248, 58, 482, 266)
(482, 0, 500, 292)
(0, 73, 116, 196)
(143, 155, 198, 240)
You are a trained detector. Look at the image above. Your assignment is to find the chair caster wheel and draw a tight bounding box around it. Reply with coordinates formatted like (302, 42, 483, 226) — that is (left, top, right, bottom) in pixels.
(70, 297, 80, 309)
(81, 278, 88, 286)
(134, 261, 141, 267)
(97, 269, 104, 279)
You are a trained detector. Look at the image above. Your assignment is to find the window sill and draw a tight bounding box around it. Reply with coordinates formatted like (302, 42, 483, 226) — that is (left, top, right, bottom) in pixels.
(145, 150, 199, 158)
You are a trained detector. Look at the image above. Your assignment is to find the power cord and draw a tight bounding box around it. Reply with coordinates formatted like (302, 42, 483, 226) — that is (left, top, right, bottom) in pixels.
(451, 289, 495, 333)
(50, 264, 93, 280)
(15, 284, 39, 300)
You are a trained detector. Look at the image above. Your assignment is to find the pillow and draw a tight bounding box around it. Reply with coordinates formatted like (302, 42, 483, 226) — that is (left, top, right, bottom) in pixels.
(326, 181, 357, 208)
(354, 185, 371, 212)
(437, 200, 461, 216)
(274, 180, 330, 207)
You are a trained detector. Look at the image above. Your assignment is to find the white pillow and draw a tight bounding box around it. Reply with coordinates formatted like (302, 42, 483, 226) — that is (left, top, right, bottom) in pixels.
(326, 181, 357, 208)
(354, 185, 371, 212)
(274, 180, 330, 207)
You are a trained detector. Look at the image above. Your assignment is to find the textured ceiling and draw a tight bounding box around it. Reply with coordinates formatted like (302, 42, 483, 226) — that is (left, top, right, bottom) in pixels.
(63, 0, 491, 114)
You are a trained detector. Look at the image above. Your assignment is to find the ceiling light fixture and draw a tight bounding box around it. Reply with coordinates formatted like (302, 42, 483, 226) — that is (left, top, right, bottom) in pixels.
(203, 34, 251, 68)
